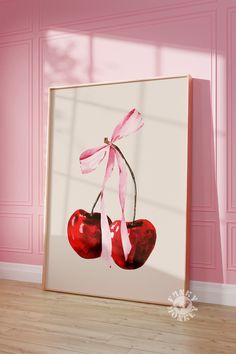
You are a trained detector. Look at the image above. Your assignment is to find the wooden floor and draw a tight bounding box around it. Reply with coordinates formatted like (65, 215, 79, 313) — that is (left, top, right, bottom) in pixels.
(0, 280, 236, 354)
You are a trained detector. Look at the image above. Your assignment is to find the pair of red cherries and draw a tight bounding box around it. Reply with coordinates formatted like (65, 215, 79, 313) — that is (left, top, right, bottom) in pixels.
(67, 209, 156, 270)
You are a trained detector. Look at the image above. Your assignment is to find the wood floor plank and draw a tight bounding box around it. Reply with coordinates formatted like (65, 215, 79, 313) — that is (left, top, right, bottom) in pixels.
(1, 328, 130, 354)
(0, 336, 86, 354)
(0, 280, 236, 354)
(108, 332, 236, 354)
(127, 350, 157, 354)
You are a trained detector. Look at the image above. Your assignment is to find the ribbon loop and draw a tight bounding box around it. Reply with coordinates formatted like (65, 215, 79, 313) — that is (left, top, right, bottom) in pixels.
(79, 108, 144, 261)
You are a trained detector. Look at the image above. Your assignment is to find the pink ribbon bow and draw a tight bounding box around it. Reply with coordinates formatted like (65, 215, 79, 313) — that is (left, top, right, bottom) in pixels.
(80, 108, 144, 262)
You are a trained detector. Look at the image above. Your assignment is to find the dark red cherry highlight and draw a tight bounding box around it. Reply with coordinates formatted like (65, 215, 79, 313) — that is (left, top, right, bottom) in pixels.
(68, 209, 112, 259)
(111, 219, 157, 270)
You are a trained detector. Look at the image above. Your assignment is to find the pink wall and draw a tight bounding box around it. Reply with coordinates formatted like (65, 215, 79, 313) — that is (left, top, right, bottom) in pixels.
(0, 0, 235, 284)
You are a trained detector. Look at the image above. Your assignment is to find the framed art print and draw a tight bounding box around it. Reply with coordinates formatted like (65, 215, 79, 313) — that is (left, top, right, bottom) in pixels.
(43, 75, 192, 305)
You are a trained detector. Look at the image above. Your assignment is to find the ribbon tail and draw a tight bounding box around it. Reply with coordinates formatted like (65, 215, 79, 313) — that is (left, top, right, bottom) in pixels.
(100, 148, 116, 262)
(100, 193, 112, 262)
(115, 150, 132, 261)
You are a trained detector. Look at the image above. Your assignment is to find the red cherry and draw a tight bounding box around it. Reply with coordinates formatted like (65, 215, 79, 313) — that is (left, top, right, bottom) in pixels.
(111, 219, 156, 270)
(67, 209, 112, 259)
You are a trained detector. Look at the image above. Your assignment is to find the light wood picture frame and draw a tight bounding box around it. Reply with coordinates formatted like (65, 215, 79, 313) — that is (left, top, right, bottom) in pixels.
(43, 75, 192, 306)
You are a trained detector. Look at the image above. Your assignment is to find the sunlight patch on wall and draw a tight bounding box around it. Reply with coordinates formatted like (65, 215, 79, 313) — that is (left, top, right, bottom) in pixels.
(45, 30, 158, 84)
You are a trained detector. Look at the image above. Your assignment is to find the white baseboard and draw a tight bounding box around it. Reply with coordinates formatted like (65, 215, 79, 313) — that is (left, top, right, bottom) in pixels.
(190, 280, 236, 307)
(0, 262, 42, 283)
(0, 262, 236, 306)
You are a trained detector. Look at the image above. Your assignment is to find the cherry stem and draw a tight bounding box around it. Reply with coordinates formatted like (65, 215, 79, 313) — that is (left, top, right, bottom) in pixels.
(91, 143, 137, 223)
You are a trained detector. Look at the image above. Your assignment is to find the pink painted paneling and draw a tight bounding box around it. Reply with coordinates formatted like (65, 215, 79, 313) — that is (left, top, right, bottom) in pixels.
(191, 222, 216, 269)
(0, 214, 32, 253)
(0, 41, 32, 205)
(0, 0, 32, 36)
(190, 220, 223, 283)
(39, 0, 201, 30)
(0, 0, 236, 284)
(227, 223, 236, 271)
(38, 215, 44, 255)
(227, 9, 236, 212)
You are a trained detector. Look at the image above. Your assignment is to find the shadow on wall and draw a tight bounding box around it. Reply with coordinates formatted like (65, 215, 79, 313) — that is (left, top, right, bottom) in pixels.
(190, 79, 223, 284)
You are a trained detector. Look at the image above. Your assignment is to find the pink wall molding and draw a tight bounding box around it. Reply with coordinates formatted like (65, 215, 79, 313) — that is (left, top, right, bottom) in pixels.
(0, 0, 236, 284)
